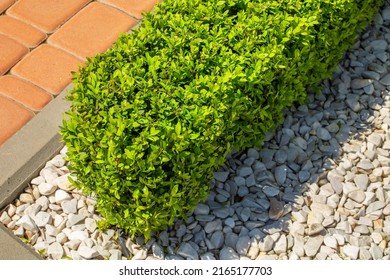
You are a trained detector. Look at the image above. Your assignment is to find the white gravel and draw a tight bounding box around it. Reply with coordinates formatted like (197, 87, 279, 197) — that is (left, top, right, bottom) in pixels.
(2, 1, 390, 260)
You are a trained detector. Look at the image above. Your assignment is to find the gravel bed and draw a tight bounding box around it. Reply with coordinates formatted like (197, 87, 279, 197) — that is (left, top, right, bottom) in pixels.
(2, 1, 390, 260)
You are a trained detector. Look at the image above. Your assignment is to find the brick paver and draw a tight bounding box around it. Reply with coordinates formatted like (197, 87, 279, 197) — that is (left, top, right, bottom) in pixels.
(0, 75, 52, 112)
(48, 2, 137, 60)
(6, 0, 91, 33)
(0, 34, 28, 75)
(0, 16, 46, 48)
(0, 95, 33, 145)
(0, 0, 14, 14)
(101, 0, 161, 19)
(0, 0, 162, 148)
(11, 44, 83, 95)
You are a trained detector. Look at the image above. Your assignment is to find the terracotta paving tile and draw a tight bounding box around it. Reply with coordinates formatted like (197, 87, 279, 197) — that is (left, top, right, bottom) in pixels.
(100, 0, 161, 19)
(0, 95, 33, 146)
(48, 2, 137, 60)
(0, 16, 46, 48)
(0, 0, 15, 14)
(11, 44, 84, 95)
(6, 0, 91, 33)
(0, 34, 28, 75)
(0, 75, 52, 112)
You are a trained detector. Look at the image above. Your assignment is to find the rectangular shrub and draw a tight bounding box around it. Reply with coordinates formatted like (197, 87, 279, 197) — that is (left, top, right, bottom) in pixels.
(61, 0, 383, 238)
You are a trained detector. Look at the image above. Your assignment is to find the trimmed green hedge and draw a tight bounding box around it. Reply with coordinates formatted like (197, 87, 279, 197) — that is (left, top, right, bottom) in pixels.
(61, 0, 383, 238)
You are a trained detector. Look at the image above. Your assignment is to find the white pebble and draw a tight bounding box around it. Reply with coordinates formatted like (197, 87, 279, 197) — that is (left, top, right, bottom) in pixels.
(47, 242, 64, 260)
(68, 231, 89, 241)
(33, 212, 52, 227)
(15, 215, 37, 232)
(55, 190, 72, 203)
(38, 182, 57, 196)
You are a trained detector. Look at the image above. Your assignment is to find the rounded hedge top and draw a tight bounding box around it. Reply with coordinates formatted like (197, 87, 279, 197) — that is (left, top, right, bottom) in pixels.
(61, 0, 383, 238)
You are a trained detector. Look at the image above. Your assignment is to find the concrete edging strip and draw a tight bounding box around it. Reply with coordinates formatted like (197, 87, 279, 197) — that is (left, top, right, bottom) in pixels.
(0, 85, 72, 259)
(0, 223, 41, 260)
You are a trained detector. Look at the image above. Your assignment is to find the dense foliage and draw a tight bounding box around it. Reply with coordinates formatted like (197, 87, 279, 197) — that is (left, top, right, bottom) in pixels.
(61, 0, 383, 238)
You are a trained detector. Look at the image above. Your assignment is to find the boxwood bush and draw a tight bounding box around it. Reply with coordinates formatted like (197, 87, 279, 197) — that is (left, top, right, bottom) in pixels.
(61, 0, 382, 238)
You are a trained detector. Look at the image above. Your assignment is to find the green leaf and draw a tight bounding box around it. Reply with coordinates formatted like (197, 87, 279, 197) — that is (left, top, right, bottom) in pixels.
(175, 122, 181, 136)
(125, 149, 136, 160)
(150, 127, 160, 136)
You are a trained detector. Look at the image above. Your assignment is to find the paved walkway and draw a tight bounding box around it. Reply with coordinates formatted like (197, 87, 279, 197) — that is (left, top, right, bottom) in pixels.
(0, 0, 160, 146)
(0, 0, 160, 259)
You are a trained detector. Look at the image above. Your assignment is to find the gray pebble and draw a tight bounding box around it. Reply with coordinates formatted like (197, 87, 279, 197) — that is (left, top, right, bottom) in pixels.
(245, 174, 256, 187)
(280, 128, 295, 146)
(213, 207, 230, 219)
(293, 137, 307, 150)
(382, 7, 390, 21)
(177, 242, 199, 260)
(238, 166, 253, 177)
(275, 165, 287, 185)
(176, 224, 187, 238)
(262, 217, 290, 235)
(346, 96, 361, 112)
(237, 186, 249, 197)
(194, 203, 210, 215)
(151, 243, 164, 259)
(298, 170, 311, 183)
(274, 150, 288, 164)
(224, 217, 235, 228)
(165, 254, 185, 260)
(195, 215, 215, 222)
(238, 207, 251, 222)
(219, 247, 239, 260)
(249, 228, 265, 240)
(241, 197, 262, 209)
(262, 186, 280, 197)
(213, 172, 229, 183)
(210, 231, 224, 249)
(362, 70, 381, 80)
(158, 231, 169, 247)
(247, 148, 260, 160)
(194, 230, 206, 244)
(370, 39, 388, 50)
(236, 235, 251, 255)
(204, 219, 222, 234)
(259, 149, 275, 163)
(351, 79, 373, 89)
(369, 62, 387, 74)
(316, 127, 332, 141)
(234, 176, 246, 187)
(200, 252, 216, 260)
